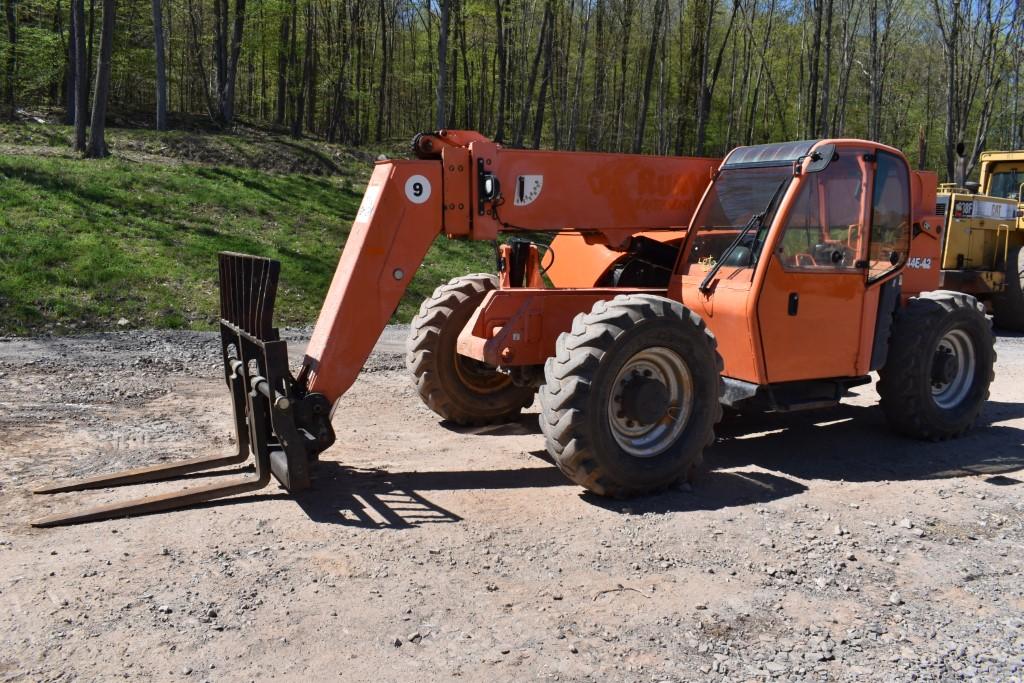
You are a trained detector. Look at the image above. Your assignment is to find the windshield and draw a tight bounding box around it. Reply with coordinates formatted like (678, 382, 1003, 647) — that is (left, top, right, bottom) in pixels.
(685, 166, 793, 269)
(989, 169, 1023, 200)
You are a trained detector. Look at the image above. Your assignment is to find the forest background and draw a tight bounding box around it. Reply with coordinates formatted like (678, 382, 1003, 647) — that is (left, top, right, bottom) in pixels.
(1, 0, 1021, 176)
(0, 0, 1023, 333)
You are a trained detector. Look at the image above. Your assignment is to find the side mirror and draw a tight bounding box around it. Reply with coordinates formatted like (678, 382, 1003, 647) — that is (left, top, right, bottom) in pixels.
(805, 144, 836, 173)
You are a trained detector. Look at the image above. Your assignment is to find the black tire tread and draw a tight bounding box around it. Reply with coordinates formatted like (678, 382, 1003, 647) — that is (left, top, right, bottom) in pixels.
(993, 245, 1024, 332)
(406, 274, 535, 426)
(877, 290, 995, 440)
(539, 294, 724, 497)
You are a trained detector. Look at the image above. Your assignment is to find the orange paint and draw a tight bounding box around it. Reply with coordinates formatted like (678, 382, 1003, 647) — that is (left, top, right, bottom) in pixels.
(301, 132, 949, 408)
(303, 161, 443, 404)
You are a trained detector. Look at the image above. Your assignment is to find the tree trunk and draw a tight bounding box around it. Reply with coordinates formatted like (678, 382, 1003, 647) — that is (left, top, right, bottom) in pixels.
(5, 0, 17, 118)
(274, 12, 288, 125)
(436, 0, 449, 129)
(806, 0, 822, 138)
(87, 0, 94, 87)
(375, 0, 388, 140)
(566, 3, 589, 150)
(817, 0, 833, 136)
(186, 0, 216, 120)
(513, 4, 547, 147)
(72, 0, 87, 150)
(868, 0, 881, 141)
(85, 0, 114, 158)
(65, 0, 76, 124)
(288, 1, 301, 135)
(223, 0, 245, 124)
(285, 0, 297, 132)
(458, 0, 471, 128)
(213, 0, 226, 107)
(612, 0, 633, 150)
(305, 1, 316, 134)
(587, 0, 606, 150)
(830, 0, 859, 136)
(531, 0, 554, 148)
(151, 0, 167, 130)
(633, 0, 665, 153)
(493, 0, 507, 141)
(212, 0, 245, 125)
(696, 0, 740, 155)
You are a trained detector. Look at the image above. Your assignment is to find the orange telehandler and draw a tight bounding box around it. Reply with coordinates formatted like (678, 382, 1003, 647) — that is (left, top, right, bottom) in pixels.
(32, 131, 995, 526)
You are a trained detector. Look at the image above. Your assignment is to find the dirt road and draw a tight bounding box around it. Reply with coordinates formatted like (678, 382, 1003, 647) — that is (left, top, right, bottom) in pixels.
(1, 327, 1022, 681)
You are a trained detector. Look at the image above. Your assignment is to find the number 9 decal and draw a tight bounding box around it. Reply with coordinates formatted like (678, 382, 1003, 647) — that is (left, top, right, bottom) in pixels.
(405, 175, 431, 204)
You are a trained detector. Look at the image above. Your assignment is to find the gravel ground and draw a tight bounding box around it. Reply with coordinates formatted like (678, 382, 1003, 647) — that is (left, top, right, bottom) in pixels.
(0, 326, 1022, 682)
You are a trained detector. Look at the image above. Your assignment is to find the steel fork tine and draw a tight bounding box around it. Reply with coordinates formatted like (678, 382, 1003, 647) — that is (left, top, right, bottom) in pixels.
(32, 450, 251, 494)
(31, 473, 270, 527)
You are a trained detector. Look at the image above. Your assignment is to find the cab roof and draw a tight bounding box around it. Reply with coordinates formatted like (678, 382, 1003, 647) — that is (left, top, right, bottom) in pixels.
(979, 150, 1024, 162)
(721, 140, 821, 169)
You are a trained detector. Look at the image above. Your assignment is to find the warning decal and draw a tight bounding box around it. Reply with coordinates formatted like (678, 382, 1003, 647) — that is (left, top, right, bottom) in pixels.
(514, 175, 544, 206)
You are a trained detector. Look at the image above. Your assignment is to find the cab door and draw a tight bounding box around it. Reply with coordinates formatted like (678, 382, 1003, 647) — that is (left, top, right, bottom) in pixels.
(756, 148, 910, 382)
(757, 147, 860, 382)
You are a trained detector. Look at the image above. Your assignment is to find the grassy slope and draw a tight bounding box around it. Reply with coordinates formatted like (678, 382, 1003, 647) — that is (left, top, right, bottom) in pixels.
(0, 124, 491, 334)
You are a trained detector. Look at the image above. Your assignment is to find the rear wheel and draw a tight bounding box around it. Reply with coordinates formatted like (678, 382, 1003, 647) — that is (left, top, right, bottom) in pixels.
(877, 291, 994, 440)
(993, 245, 1024, 332)
(406, 274, 535, 425)
(539, 294, 723, 497)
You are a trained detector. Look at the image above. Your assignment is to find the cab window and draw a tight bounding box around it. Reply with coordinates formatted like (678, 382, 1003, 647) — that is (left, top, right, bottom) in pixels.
(775, 151, 866, 271)
(868, 151, 910, 281)
(685, 165, 792, 271)
(989, 168, 1023, 200)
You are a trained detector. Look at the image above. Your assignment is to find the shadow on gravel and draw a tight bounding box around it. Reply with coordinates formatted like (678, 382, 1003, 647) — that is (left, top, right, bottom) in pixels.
(440, 412, 543, 437)
(171, 398, 1024, 527)
(995, 330, 1024, 339)
(97, 393, 1024, 526)
(294, 461, 568, 529)
(709, 400, 1024, 483)
(584, 469, 808, 516)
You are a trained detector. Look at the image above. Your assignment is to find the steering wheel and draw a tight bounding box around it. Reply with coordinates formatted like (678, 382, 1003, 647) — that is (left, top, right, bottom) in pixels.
(813, 242, 856, 267)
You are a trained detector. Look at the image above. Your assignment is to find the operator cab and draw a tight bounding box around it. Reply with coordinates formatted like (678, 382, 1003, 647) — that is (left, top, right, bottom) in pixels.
(674, 139, 913, 393)
(982, 161, 1024, 201)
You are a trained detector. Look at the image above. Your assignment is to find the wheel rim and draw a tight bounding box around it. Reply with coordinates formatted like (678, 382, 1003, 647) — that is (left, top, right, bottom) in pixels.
(608, 347, 694, 458)
(453, 349, 513, 394)
(930, 329, 976, 409)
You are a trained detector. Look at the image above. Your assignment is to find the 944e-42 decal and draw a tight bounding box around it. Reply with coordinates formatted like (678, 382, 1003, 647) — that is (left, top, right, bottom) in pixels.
(906, 257, 933, 270)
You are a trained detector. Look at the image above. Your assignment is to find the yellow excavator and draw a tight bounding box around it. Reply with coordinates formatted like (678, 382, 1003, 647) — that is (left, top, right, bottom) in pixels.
(936, 150, 1024, 330)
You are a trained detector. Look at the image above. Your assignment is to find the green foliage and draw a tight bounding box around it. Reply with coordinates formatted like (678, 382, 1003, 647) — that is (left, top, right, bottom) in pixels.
(0, 0, 1019, 171)
(0, 125, 491, 334)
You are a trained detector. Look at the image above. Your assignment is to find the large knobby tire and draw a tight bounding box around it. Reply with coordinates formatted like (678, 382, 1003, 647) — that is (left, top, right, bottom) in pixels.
(539, 294, 724, 497)
(406, 274, 535, 426)
(877, 291, 995, 440)
(993, 245, 1024, 332)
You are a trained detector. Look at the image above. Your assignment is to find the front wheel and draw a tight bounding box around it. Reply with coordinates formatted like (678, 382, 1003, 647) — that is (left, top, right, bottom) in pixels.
(539, 294, 723, 497)
(993, 245, 1024, 332)
(877, 291, 995, 440)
